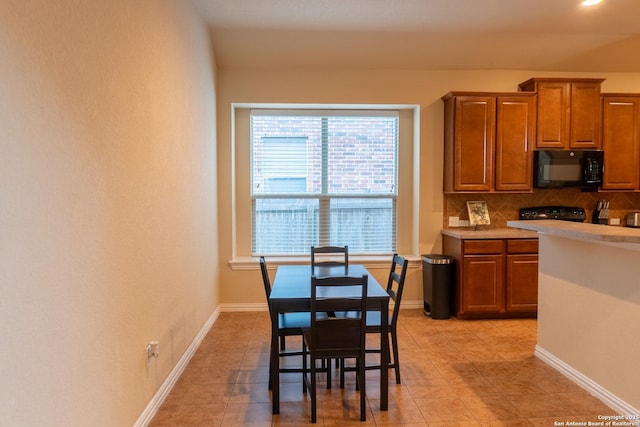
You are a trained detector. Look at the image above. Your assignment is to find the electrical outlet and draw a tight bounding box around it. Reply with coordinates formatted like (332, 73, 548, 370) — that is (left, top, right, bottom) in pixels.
(610, 218, 621, 226)
(448, 216, 460, 227)
(146, 341, 160, 364)
(459, 219, 470, 227)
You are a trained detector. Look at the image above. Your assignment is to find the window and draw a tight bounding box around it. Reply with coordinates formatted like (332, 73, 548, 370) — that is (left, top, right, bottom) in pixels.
(251, 110, 399, 256)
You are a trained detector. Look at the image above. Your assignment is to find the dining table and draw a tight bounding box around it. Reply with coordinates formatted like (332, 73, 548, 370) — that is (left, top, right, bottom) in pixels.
(268, 264, 390, 415)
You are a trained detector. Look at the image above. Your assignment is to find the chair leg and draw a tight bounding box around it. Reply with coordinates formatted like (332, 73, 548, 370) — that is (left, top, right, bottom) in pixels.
(354, 358, 359, 391)
(311, 356, 317, 423)
(302, 341, 307, 393)
(391, 329, 401, 384)
(326, 358, 332, 389)
(339, 358, 345, 389)
(358, 358, 366, 421)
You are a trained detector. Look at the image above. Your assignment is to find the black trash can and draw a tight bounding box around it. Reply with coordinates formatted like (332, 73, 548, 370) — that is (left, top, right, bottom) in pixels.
(422, 254, 454, 319)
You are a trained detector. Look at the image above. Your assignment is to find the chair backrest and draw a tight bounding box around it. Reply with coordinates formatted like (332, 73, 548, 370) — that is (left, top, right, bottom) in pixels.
(309, 275, 367, 357)
(259, 257, 272, 313)
(387, 254, 409, 325)
(310, 245, 349, 269)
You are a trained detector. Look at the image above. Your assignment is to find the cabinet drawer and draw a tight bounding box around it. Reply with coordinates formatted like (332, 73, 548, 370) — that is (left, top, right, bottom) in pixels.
(463, 240, 503, 254)
(507, 239, 538, 254)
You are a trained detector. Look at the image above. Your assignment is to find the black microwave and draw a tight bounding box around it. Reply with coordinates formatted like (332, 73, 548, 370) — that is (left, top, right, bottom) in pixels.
(534, 150, 604, 188)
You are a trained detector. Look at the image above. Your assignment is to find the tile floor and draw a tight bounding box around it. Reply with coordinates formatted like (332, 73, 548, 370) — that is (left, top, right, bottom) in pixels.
(150, 309, 614, 426)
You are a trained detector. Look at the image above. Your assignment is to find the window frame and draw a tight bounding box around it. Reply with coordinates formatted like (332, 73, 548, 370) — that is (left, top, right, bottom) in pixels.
(229, 103, 420, 269)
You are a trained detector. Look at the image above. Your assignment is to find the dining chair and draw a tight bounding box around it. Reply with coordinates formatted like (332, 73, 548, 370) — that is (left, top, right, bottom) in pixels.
(260, 257, 310, 390)
(341, 253, 409, 385)
(302, 274, 368, 423)
(310, 245, 348, 269)
(310, 245, 349, 323)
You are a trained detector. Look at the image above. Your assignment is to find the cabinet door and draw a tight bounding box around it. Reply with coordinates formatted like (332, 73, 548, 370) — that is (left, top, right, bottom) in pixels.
(453, 97, 495, 191)
(535, 82, 569, 148)
(570, 82, 602, 149)
(601, 96, 640, 190)
(506, 254, 538, 312)
(461, 255, 504, 314)
(495, 96, 535, 191)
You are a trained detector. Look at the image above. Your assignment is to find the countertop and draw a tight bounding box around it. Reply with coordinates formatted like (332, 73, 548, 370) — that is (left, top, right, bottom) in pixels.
(507, 219, 640, 244)
(441, 228, 538, 240)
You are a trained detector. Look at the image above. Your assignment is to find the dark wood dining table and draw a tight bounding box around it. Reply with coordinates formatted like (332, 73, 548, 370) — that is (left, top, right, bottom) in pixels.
(268, 264, 390, 414)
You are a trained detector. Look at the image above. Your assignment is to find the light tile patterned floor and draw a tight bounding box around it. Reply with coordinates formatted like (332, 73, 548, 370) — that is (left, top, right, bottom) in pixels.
(150, 309, 614, 426)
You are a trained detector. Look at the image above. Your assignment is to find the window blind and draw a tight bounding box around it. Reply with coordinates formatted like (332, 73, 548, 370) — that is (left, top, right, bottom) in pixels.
(251, 110, 398, 256)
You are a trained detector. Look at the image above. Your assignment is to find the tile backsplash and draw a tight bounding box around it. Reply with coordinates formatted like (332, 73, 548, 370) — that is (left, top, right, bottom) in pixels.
(443, 189, 640, 229)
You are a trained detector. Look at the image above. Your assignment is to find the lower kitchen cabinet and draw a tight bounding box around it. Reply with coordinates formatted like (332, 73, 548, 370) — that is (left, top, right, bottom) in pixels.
(505, 239, 539, 312)
(460, 240, 505, 314)
(443, 235, 538, 319)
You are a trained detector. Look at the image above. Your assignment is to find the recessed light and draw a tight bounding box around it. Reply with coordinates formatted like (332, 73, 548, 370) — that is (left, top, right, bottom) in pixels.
(581, 0, 602, 6)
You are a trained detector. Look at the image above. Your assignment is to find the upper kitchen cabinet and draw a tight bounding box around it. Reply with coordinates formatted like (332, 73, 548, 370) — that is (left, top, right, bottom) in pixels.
(442, 92, 535, 193)
(601, 94, 640, 191)
(518, 78, 604, 149)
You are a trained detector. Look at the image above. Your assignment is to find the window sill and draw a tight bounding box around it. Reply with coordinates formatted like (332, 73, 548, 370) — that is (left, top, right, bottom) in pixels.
(228, 255, 423, 271)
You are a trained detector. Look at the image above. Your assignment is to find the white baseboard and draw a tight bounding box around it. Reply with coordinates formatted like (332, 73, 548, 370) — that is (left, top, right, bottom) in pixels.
(399, 299, 424, 309)
(220, 302, 267, 312)
(535, 345, 639, 415)
(134, 306, 222, 427)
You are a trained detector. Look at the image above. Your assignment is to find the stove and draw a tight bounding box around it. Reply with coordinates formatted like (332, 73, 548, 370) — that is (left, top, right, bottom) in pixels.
(519, 206, 586, 222)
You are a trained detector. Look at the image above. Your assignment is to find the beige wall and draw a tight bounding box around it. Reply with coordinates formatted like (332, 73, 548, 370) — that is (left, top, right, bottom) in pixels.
(0, 1, 218, 425)
(216, 68, 640, 307)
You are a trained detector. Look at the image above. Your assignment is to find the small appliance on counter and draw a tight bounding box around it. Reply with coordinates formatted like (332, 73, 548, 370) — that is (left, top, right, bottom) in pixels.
(519, 206, 587, 222)
(592, 200, 609, 225)
(626, 212, 640, 228)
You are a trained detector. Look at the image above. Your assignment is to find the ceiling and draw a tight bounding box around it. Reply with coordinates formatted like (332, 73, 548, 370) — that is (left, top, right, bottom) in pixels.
(191, 0, 640, 72)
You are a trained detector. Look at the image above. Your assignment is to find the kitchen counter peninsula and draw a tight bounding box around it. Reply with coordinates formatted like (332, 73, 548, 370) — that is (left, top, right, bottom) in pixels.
(507, 219, 640, 245)
(507, 220, 640, 415)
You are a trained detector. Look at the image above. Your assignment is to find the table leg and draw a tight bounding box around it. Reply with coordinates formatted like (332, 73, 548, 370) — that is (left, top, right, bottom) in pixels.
(270, 306, 280, 414)
(380, 299, 389, 411)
